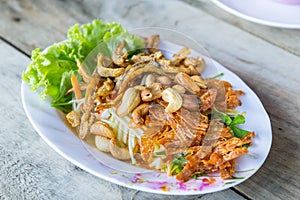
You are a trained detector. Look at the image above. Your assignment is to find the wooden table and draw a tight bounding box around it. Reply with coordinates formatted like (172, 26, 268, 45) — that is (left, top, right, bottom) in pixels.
(1, 0, 299, 199)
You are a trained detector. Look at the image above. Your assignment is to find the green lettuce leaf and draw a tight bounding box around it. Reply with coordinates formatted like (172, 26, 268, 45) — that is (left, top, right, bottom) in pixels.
(51, 70, 81, 113)
(22, 42, 77, 100)
(22, 19, 145, 113)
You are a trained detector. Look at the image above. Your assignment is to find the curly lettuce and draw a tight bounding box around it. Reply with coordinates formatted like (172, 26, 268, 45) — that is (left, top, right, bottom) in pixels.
(22, 20, 145, 113)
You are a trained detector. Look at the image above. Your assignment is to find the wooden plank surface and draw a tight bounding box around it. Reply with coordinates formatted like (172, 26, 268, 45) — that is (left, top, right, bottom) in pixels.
(0, 0, 300, 199)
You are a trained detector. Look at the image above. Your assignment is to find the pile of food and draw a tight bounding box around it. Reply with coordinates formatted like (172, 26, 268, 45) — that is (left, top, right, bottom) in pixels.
(23, 20, 255, 182)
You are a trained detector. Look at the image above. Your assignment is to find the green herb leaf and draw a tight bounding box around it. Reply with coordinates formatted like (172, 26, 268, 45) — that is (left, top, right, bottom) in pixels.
(213, 108, 232, 126)
(242, 143, 250, 148)
(170, 152, 189, 175)
(229, 114, 250, 138)
(213, 107, 250, 138)
(191, 171, 207, 179)
(231, 114, 245, 125)
(230, 125, 249, 138)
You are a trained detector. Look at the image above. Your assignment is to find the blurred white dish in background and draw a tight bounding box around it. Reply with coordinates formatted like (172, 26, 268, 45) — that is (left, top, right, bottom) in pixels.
(272, 0, 300, 4)
(210, 0, 300, 28)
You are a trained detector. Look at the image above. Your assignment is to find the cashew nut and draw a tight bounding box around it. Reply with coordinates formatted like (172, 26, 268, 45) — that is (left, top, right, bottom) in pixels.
(161, 65, 196, 75)
(191, 75, 207, 89)
(141, 83, 164, 101)
(133, 85, 146, 90)
(172, 84, 186, 94)
(117, 87, 141, 117)
(117, 63, 165, 95)
(162, 88, 183, 113)
(172, 47, 191, 65)
(109, 138, 131, 160)
(132, 103, 150, 125)
(95, 135, 110, 152)
(175, 72, 200, 94)
(96, 78, 115, 97)
(145, 74, 156, 87)
(66, 110, 80, 127)
(157, 76, 171, 85)
(183, 57, 206, 74)
(179, 65, 199, 76)
(90, 121, 114, 138)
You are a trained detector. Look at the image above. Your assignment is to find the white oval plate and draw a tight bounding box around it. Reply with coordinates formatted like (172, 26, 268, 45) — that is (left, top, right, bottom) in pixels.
(210, 0, 300, 28)
(21, 42, 272, 195)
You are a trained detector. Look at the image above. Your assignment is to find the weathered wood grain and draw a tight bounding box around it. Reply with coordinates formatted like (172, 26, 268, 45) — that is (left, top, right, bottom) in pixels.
(0, 0, 300, 199)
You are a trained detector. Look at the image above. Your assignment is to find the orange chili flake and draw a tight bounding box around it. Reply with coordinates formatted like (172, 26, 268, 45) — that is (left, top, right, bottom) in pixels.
(202, 177, 216, 184)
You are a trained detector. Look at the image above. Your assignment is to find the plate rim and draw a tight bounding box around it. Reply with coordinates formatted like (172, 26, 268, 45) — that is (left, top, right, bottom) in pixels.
(21, 45, 272, 195)
(210, 0, 300, 29)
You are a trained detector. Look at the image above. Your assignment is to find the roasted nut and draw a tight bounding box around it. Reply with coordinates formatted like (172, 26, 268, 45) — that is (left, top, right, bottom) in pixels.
(141, 83, 164, 101)
(117, 63, 164, 95)
(162, 88, 183, 113)
(66, 110, 80, 127)
(196, 57, 206, 74)
(132, 103, 150, 125)
(191, 75, 207, 89)
(110, 138, 131, 160)
(145, 74, 156, 87)
(172, 47, 190, 65)
(117, 87, 141, 117)
(183, 57, 206, 74)
(141, 88, 152, 101)
(95, 135, 111, 152)
(133, 85, 146, 90)
(90, 121, 114, 138)
(97, 66, 125, 77)
(153, 51, 164, 60)
(179, 65, 198, 76)
(96, 78, 114, 97)
(157, 76, 171, 85)
(172, 84, 186, 94)
(175, 72, 200, 94)
(161, 65, 196, 75)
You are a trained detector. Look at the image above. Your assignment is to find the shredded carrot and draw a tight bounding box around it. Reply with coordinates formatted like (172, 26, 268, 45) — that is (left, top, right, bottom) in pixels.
(66, 84, 88, 94)
(71, 74, 82, 99)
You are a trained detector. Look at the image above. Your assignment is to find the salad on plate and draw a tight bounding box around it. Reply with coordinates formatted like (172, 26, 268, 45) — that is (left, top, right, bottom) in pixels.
(22, 20, 255, 182)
